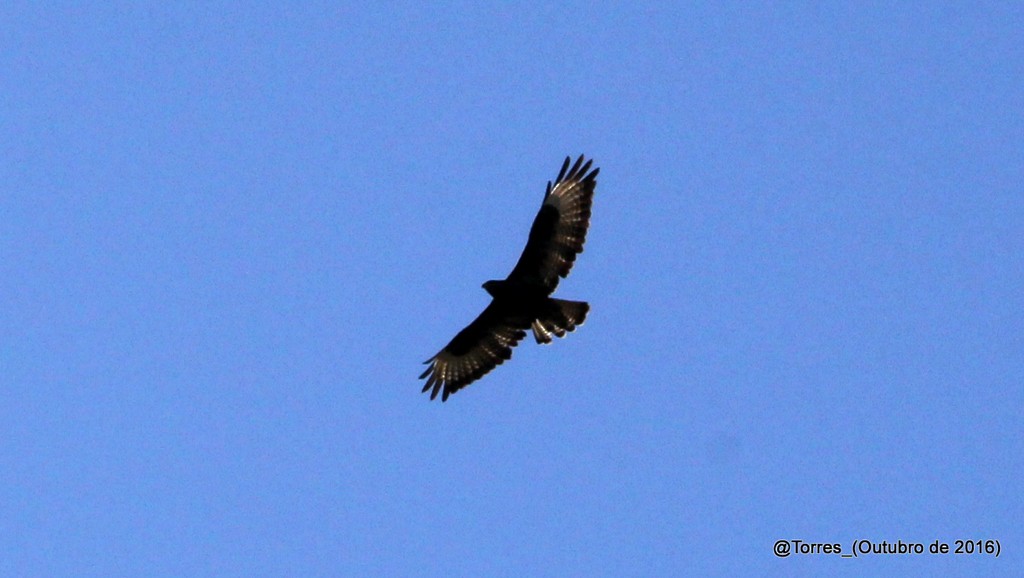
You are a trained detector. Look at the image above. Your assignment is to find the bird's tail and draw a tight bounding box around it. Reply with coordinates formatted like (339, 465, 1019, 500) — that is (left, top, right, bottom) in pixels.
(531, 299, 589, 344)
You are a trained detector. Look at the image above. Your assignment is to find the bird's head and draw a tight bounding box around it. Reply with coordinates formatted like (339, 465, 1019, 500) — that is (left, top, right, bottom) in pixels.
(482, 279, 503, 297)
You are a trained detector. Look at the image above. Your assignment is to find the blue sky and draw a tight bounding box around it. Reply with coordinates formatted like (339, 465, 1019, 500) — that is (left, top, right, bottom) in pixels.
(3, 2, 1022, 576)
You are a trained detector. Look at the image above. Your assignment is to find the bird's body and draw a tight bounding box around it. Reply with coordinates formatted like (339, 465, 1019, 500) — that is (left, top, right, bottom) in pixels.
(481, 278, 547, 300)
(420, 155, 599, 401)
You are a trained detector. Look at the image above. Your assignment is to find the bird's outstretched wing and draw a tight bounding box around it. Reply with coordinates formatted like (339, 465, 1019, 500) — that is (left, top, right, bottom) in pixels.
(506, 155, 599, 291)
(420, 301, 530, 401)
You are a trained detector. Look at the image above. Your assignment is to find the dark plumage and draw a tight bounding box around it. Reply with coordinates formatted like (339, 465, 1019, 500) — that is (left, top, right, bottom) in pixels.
(420, 155, 599, 401)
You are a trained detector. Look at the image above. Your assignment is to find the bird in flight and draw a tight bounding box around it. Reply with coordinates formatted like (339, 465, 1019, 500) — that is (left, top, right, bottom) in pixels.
(420, 155, 599, 401)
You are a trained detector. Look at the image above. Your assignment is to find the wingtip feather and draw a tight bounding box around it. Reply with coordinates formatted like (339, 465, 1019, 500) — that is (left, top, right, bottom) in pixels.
(556, 156, 571, 183)
(568, 155, 584, 178)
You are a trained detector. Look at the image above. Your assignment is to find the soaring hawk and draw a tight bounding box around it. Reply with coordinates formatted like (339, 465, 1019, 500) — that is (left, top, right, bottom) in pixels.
(420, 155, 599, 401)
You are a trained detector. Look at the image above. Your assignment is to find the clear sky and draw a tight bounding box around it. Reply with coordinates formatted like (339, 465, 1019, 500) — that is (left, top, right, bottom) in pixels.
(3, 3, 1022, 577)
